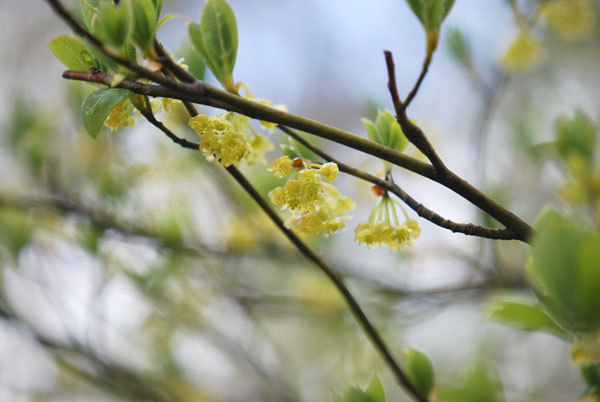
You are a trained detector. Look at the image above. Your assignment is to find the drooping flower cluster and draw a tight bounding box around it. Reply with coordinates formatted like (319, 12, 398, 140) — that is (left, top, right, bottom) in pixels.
(355, 188, 421, 251)
(105, 100, 136, 131)
(188, 112, 273, 167)
(267, 156, 354, 235)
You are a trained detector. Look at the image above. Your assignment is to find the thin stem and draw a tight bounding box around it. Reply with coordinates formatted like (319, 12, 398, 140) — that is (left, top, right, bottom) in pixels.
(384, 51, 450, 177)
(403, 51, 433, 109)
(279, 126, 523, 241)
(138, 108, 427, 402)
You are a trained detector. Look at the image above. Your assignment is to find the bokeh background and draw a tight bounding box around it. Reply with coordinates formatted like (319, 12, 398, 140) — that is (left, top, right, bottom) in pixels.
(0, 0, 599, 401)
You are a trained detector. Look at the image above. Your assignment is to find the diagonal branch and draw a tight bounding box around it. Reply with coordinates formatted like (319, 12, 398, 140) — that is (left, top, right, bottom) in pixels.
(135, 97, 427, 401)
(279, 126, 519, 240)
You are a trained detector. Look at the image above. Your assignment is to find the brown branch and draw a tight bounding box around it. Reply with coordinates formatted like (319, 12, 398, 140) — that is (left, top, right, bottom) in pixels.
(384, 51, 450, 178)
(138, 109, 427, 401)
(60, 69, 533, 242)
(403, 51, 433, 109)
(279, 126, 519, 240)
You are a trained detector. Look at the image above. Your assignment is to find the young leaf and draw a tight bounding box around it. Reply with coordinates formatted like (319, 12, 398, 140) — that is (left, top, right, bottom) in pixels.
(97, 1, 133, 47)
(49, 35, 95, 72)
(151, 0, 163, 21)
(438, 363, 504, 402)
(188, 0, 238, 90)
(127, 0, 156, 52)
(404, 348, 435, 398)
(365, 376, 386, 402)
(362, 118, 382, 145)
(488, 298, 567, 337)
(81, 0, 100, 30)
(179, 40, 206, 80)
(81, 88, 134, 138)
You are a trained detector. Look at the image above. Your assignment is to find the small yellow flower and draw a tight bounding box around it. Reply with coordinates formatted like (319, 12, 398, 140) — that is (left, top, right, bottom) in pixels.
(267, 158, 353, 235)
(502, 30, 544, 72)
(538, 0, 595, 41)
(268, 156, 293, 178)
(320, 162, 339, 182)
(105, 100, 136, 131)
(355, 196, 420, 251)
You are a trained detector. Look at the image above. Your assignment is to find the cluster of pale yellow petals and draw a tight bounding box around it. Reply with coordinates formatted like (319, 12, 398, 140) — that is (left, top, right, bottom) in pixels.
(538, 0, 595, 41)
(501, 30, 544, 72)
(267, 157, 354, 235)
(188, 113, 273, 167)
(355, 196, 421, 251)
(105, 100, 136, 131)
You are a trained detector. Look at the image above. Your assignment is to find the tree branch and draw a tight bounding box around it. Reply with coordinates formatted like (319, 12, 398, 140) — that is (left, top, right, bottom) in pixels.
(61, 69, 533, 242)
(279, 126, 520, 240)
(135, 104, 427, 401)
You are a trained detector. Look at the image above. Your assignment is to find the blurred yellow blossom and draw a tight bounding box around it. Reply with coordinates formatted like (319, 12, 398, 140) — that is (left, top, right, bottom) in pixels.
(538, 0, 595, 41)
(104, 100, 136, 131)
(268, 156, 293, 178)
(502, 30, 544, 72)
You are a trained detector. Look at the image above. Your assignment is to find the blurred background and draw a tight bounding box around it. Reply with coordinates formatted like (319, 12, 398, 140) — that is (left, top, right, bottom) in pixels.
(0, 0, 599, 400)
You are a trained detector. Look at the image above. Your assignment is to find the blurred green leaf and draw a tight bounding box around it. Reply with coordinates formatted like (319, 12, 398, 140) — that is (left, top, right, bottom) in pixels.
(0, 209, 32, 257)
(438, 363, 504, 402)
(405, 348, 435, 398)
(488, 298, 567, 337)
(188, 0, 238, 90)
(555, 110, 597, 167)
(81, 88, 134, 138)
(151, 0, 163, 21)
(49, 35, 95, 72)
(446, 27, 471, 67)
(531, 208, 600, 331)
(365, 376, 385, 402)
(81, 0, 100, 30)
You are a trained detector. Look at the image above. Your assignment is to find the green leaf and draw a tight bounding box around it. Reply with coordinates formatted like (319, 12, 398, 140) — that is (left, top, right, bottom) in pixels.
(365, 376, 386, 402)
(406, 0, 425, 24)
(530, 208, 600, 331)
(446, 27, 471, 67)
(404, 348, 435, 398)
(555, 110, 597, 167)
(97, 1, 133, 47)
(179, 40, 206, 80)
(488, 298, 567, 337)
(151, 0, 163, 21)
(81, 88, 134, 138)
(362, 118, 382, 144)
(84, 38, 119, 73)
(49, 35, 96, 72)
(405, 0, 455, 35)
(127, 0, 156, 52)
(281, 144, 299, 160)
(438, 363, 504, 402)
(81, 0, 100, 30)
(189, 0, 238, 90)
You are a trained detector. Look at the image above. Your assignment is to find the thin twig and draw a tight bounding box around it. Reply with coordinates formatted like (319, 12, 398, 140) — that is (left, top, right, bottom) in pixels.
(137, 93, 428, 401)
(279, 126, 519, 240)
(384, 51, 451, 178)
(403, 51, 433, 109)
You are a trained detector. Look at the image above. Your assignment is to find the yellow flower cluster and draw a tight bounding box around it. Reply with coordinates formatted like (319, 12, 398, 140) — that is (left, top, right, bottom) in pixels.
(355, 195, 421, 251)
(105, 100, 136, 131)
(188, 112, 273, 167)
(538, 0, 595, 41)
(267, 157, 354, 235)
(501, 30, 544, 72)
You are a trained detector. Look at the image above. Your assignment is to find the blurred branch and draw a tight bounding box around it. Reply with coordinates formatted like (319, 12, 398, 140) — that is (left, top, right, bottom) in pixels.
(0, 194, 292, 260)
